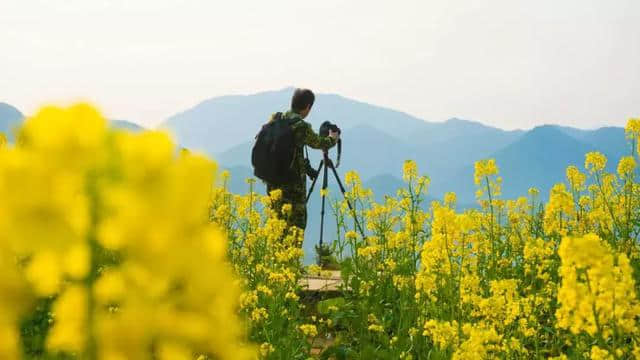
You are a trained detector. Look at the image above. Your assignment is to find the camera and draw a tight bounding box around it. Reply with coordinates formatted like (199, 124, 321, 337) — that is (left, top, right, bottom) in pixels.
(318, 121, 342, 168)
(319, 121, 341, 137)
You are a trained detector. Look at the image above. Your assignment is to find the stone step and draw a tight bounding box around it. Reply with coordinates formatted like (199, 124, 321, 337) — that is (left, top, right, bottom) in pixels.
(300, 270, 342, 292)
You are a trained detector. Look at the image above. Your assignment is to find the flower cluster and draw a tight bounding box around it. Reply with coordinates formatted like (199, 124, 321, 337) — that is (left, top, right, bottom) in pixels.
(209, 173, 310, 358)
(557, 234, 640, 341)
(0, 104, 253, 359)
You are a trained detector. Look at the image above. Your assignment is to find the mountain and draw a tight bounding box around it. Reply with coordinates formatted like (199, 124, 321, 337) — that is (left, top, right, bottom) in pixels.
(160, 87, 431, 155)
(110, 119, 145, 132)
(557, 125, 629, 164)
(0, 103, 24, 141)
(216, 141, 252, 168)
(409, 117, 523, 147)
(331, 125, 417, 180)
(164, 88, 527, 190)
(412, 118, 524, 178)
(438, 125, 598, 204)
(363, 174, 406, 202)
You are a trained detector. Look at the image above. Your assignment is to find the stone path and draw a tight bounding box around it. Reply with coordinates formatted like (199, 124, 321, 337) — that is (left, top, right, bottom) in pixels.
(300, 270, 342, 292)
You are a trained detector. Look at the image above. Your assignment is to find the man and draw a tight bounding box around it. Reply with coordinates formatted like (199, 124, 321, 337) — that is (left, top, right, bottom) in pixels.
(266, 88, 340, 232)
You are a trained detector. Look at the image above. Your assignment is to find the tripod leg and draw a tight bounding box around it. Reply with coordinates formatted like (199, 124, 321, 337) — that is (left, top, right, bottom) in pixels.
(306, 160, 324, 204)
(319, 159, 329, 247)
(329, 164, 367, 239)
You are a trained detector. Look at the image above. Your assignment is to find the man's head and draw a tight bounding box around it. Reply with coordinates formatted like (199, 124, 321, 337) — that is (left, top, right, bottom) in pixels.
(291, 88, 315, 119)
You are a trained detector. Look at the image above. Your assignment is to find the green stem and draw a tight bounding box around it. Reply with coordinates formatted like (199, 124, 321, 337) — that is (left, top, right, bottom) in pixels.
(85, 171, 100, 360)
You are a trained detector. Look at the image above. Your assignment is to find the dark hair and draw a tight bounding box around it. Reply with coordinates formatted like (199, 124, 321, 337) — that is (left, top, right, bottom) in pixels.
(291, 88, 315, 112)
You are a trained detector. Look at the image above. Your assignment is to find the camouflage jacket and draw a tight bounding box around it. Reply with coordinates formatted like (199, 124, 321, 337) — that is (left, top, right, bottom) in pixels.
(269, 110, 337, 184)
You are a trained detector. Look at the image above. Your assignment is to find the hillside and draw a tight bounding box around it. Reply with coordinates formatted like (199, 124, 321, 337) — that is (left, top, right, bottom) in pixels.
(413, 118, 524, 178)
(557, 126, 629, 166)
(363, 174, 406, 202)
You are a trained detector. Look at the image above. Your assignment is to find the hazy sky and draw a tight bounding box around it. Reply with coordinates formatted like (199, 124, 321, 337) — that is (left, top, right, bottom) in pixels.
(1, 0, 639, 130)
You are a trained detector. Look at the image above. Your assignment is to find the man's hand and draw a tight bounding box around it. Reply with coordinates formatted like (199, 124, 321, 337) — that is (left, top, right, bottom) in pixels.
(329, 130, 340, 141)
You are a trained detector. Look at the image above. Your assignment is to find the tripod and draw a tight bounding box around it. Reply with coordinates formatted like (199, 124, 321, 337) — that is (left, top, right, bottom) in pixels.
(306, 150, 366, 247)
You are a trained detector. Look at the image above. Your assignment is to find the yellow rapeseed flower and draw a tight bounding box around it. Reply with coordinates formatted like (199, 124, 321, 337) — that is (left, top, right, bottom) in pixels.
(566, 166, 586, 190)
(474, 159, 499, 185)
(557, 234, 640, 337)
(423, 320, 459, 349)
(625, 117, 640, 138)
(403, 160, 418, 182)
(585, 152, 607, 174)
(617, 156, 636, 178)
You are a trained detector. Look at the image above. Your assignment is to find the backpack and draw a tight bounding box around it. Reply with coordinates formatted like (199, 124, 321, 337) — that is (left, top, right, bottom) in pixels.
(251, 112, 302, 185)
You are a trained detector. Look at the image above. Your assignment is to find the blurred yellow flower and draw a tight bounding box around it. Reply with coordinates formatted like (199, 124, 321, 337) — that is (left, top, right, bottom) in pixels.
(47, 285, 87, 353)
(25, 251, 62, 296)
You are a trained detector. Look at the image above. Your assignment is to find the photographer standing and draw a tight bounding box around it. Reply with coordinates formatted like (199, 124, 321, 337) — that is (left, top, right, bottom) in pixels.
(263, 88, 340, 234)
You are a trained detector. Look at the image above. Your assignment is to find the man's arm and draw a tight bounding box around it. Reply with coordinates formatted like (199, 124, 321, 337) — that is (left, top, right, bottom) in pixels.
(300, 122, 337, 150)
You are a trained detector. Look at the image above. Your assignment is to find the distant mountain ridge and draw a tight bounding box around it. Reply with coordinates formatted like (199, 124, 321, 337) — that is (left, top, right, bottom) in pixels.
(163, 88, 629, 205)
(160, 87, 435, 155)
(436, 125, 597, 203)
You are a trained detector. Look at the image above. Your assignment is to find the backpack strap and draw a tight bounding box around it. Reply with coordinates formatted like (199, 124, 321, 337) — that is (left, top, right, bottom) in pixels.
(286, 115, 304, 170)
(288, 117, 302, 126)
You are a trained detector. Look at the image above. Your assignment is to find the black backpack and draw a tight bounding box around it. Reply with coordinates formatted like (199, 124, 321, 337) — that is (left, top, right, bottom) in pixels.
(251, 112, 302, 185)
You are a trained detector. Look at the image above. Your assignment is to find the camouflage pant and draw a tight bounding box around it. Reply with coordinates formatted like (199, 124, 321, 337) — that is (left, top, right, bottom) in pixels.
(267, 181, 307, 231)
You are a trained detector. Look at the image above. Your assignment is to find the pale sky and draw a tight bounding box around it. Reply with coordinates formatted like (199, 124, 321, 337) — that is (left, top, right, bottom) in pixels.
(1, 0, 639, 130)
